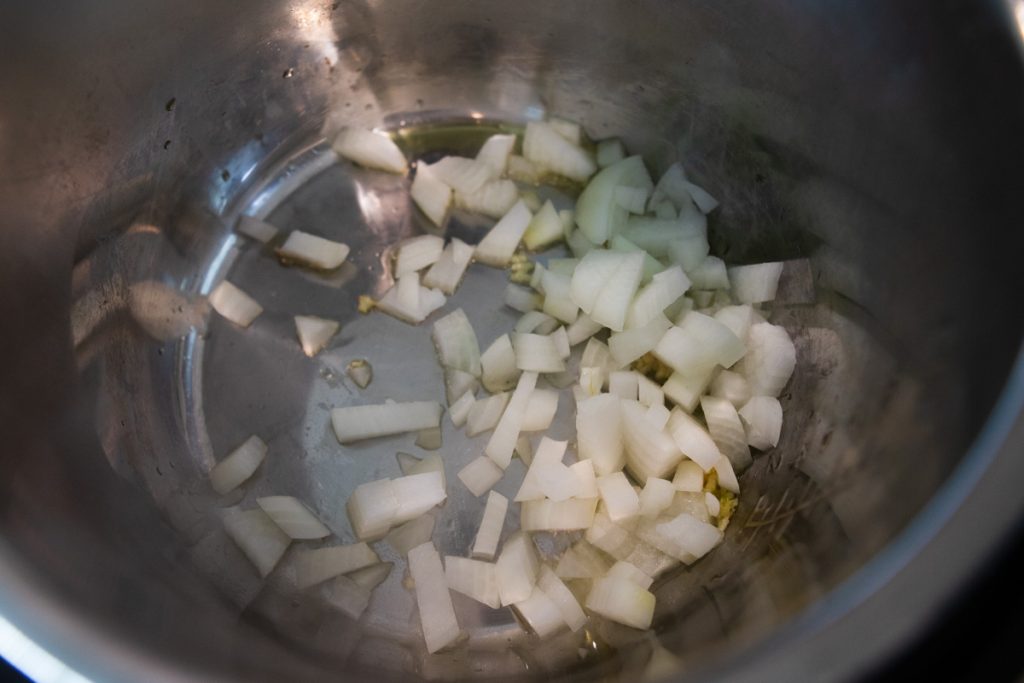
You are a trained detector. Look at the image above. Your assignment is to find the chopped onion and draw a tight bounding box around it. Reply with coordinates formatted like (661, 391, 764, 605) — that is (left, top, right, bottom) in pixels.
(739, 396, 783, 450)
(682, 179, 719, 214)
(507, 154, 543, 184)
(649, 162, 690, 210)
(549, 117, 582, 144)
(256, 496, 330, 540)
(293, 315, 338, 357)
(523, 200, 565, 251)
(551, 326, 571, 359)
(581, 338, 615, 381)
(653, 201, 678, 219)
(662, 367, 717, 413)
(710, 369, 752, 407)
(609, 315, 672, 367)
(456, 178, 520, 218)
(396, 271, 420, 312)
(432, 308, 482, 377)
(427, 155, 491, 195)
(556, 541, 613, 579)
(445, 368, 479, 405)
(538, 566, 587, 631)
(514, 585, 567, 637)
(466, 392, 510, 436)
(415, 426, 442, 450)
(579, 366, 604, 396)
(397, 451, 420, 475)
(323, 575, 372, 620)
(577, 394, 625, 476)
(637, 374, 664, 408)
(392, 471, 447, 525)
(292, 542, 380, 589)
(607, 561, 654, 590)
(541, 271, 579, 323)
(423, 238, 475, 294)
(667, 409, 722, 472)
(209, 435, 267, 495)
(576, 156, 653, 244)
(653, 513, 723, 562)
(645, 403, 671, 430)
(686, 256, 729, 290)
(278, 231, 351, 270)
(347, 472, 446, 540)
(654, 312, 745, 378)
(609, 371, 640, 400)
(445, 556, 500, 609)
(586, 576, 655, 630)
(705, 492, 721, 518)
(396, 234, 445, 277)
(349, 562, 393, 591)
(331, 400, 442, 443)
(515, 436, 569, 501)
(333, 128, 407, 174)
(512, 333, 566, 373)
(700, 396, 752, 471)
(626, 266, 691, 330)
(386, 514, 436, 556)
(609, 235, 664, 283)
(522, 121, 596, 182)
(449, 390, 475, 427)
(522, 389, 559, 432)
(728, 262, 784, 304)
(714, 455, 740, 494)
(475, 200, 533, 267)
(713, 305, 755, 341)
(516, 435, 534, 465)
(591, 252, 645, 332)
(672, 461, 705, 492)
(571, 249, 627, 314)
(476, 133, 517, 178)
(408, 542, 461, 654)
(621, 217, 702, 258)
(515, 311, 556, 334)
(236, 215, 278, 242)
(222, 507, 291, 578)
(410, 164, 452, 227)
(742, 322, 796, 397)
(596, 138, 626, 168)
(458, 456, 505, 497)
(566, 313, 603, 346)
(344, 359, 373, 390)
(486, 371, 539, 468)
(472, 491, 509, 560)
(496, 531, 540, 606)
(375, 273, 447, 324)
(210, 281, 262, 327)
(408, 452, 446, 489)
(480, 334, 521, 392)
(615, 185, 650, 214)
(520, 498, 598, 531)
(586, 508, 638, 560)
(504, 283, 542, 313)
(597, 472, 641, 522)
(621, 399, 683, 481)
(639, 477, 676, 517)
(567, 228, 596, 257)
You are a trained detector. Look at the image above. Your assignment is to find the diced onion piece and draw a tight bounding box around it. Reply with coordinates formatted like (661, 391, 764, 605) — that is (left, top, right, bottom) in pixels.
(522, 121, 596, 182)
(347, 479, 399, 541)
(672, 461, 705, 492)
(496, 531, 540, 606)
(349, 562, 393, 592)
(653, 513, 723, 562)
(728, 262, 784, 304)
(607, 560, 654, 590)
(700, 396, 752, 471)
(427, 156, 491, 195)
(410, 165, 452, 227)
(591, 252, 645, 332)
(507, 155, 543, 184)
(432, 308, 481, 376)
(333, 128, 407, 174)
(609, 371, 640, 400)
(278, 231, 350, 270)
(516, 437, 569, 501)
(653, 201, 677, 219)
(627, 266, 691, 330)
(687, 256, 730, 290)
(639, 477, 676, 517)
(294, 315, 338, 357)
(395, 271, 421, 312)
(566, 313, 602, 346)
(742, 322, 796, 397)
(458, 456, 505, 497)
(323, 575, 371, 620)
(609, 315, 672, 367)
(209, 435, 267, 495)
(396, 234, 445, 277)
(386, 515, 436, 556)
(408, 452, 445, 487)
(476, 134, 517, 178)
(586, 509, 638, 560)
(541, 271, 579, 324)
(577, 394, 624, 476)
(710, 369, 752, 407)
(520, 498, 599, 531)
(567, 229, 597, 257)
(637, 374, 664, 408)
(256, 496, 330, 540)
(455, 178, 521, 218)
(705, 492, 721, 518)
(570, 459, 600, 498)
(476, 200, 532, 267)
(505, 283, 542, 313)
(646, 403, 671, 430)
(331, 400, 442, 443)
(210, 281, 262, 327)
(538, 566, 587, 631)
(516, 435, 534, 465)
(522, 389, 559, 432)
(449, 390, 476, 427)
(481, 334, 521, 393)
(577, 156, 653, 244)
(514, 586, 566, 637)
(515, 311, 554, 334)
(292, 543, 380, 589)
(622, 217, 703, 258)
(445, 556, 500, 609)
(236, 215, 278, 242)
(739, 396, 783, 449)
(667, 409, 722, 472)
(423, 238, 474, 294)
(466, 392, 510, 436)
(512, 333, 566, 373)
(654, 312, 746, 378)
(621, 399, 683, 481)
(392, 471, 447, 524)
(556, 541, 613, 579)
(586, 576, 655, 629)
(571, 250, 626, 314)
(596, 138, 626, 168)
(486, 371, 539, 468)
(649, 162, 690, 210)
(472, 491, 509, 560)
(615, 185, 650, 214)
(523, 200, 565, 251)
(663, 367, 717, 413)
(222, 507, 291, 578)
(597, 472, 641, 522)
(713, 305, 755, 341)
(579, 366, 604, 397)
(376, 274, 447, 324)
(610, 234, 664, 284)
(408, 542, 461, 653)
(581, 338, 616, 379)
(551, 326, 571, 359)
(548, 117, 582, 143)
(682, 179, 719, 214)
(445, 368, 479, 405)
(714, 455, 740, 494)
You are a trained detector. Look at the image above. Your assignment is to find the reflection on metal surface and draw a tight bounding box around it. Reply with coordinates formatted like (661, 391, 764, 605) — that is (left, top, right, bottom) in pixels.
(0, 616, 90, 683)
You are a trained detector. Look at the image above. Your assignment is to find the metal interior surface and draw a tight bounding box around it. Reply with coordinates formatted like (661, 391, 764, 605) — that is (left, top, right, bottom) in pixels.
(2, 1, 1024, 682)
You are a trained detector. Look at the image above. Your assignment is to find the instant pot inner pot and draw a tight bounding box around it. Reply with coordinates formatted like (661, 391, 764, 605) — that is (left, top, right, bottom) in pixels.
(4, 1, 1024, 682)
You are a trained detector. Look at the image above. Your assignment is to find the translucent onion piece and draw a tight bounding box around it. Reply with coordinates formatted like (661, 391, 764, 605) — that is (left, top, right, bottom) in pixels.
(539, 566, 587, 632)
(278, 231, 351, 270)
(522, 121, 596, 182)
(577, 394, 625, 476)
(728, 262, 784, 304)
(522, 389, 559, 432)
(348, 562, 393, 591)
(608, 371, 639, 400)
(609, 315, 672, 367)
(556, 541, 613, 580)
(514, 586, 567, 637)
(458, 456, 505, 497)
(432, 308, 482, 377)
(585, 508, 638, 561)
(222, 507, 291, 578)
(445, 556, 500, 609)
(520, 498, 598, 531)
(541, 270, 579, 324)
(346, 478, 399, 541)
(571, 250, 623, 314)
(496, 531, 540, 606)
(621, 399, 683, 481)
(256, 496, 330, 540)
(581, 338, 616, 381)
(705, 492, 721, 518)
(395, 234, 445, 277)
(507, 155, 543, 184)
(512, 333, 566, 373)
(639, 477, 676, 518)
(209, 281, 262, 327)
(209, 435, 267, 495)
(615, 185, 650, 214)
(579, 366, 604, 397)
(606, 561, 654, 590)
(524, 200, 565, 251)
(667, 409, 722, 472)
(621, 217, 702, 258)
(609, 234, 665, 284)
(649, 162, 691, 210)
(449, 390, 476, 427)
(570, 459, 600, 498)
(626, 266, 691, 329)
(423, 238, 475, 294)
(375, 275, 447, 324)
(475, 200, 533, 267)
(455, 179, 520, 218)
(515, 311, 556, 334)
(236, 215, 278, 242)
(739, 396, 783, 450)
(637, 374, 664, 409)
(444, 368, 479, 405)
(486, 371, 539, 468)
(323, 575, 371, 620)
(566, 313, 603, 346)
(686, 256, 729, 290)
(653, 513, 723, 562)
(385, 514, 436, 556)
(710, 369, 752, 407)
(597, 472, 641, 522)
(662, 367, 717, 413)
(714, 455, 740, 494)
(596, 138, 626, 168)
(426, 155, 491, 195)
(333, 128, 407, 174)
(585, 576, 655, 630)
(331, 400, 442, 443)
(408, 542, 461, 654)
(515, 435, 534, 466)
(476, 134, 516, 178)
(466, 392, 510, 437)
(742, 322, 797, 397)
(472, 491, 509, 560)
(682, 179, 719, 213)
(481, 334, 521, 392)
(410, 164, 452, 227)
(672, 461, 705, 493)
(713, 305, 755, 341)
(292, 543, 380, 589)
(516, 437, 569, 501)
(591, 252, 645, 332)
(700, 396, 752, 471)
(504, 284, 542, 313)
(549, 117, 582, 144)
(576, 156, 653, 244)
(294, 315, 338, 357)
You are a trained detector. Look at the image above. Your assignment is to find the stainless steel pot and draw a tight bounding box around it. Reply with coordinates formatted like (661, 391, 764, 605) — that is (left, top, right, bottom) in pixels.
(2, 1, 1024, 681)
